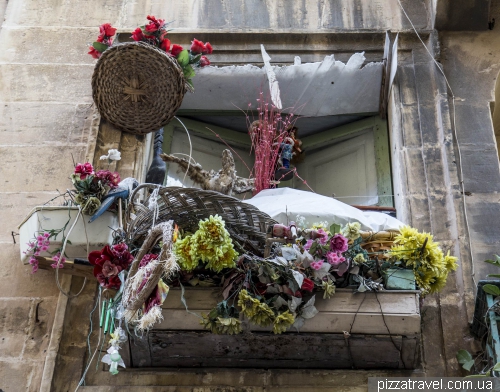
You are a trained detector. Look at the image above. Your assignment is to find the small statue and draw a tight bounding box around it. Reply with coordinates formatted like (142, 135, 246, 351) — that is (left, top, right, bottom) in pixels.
(288, 126, 304, 165)
(279, 137, 294, 169)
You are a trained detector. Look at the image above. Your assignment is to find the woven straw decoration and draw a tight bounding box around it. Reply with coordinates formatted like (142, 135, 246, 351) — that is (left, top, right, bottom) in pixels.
(91, 42, 186, 135)
(359, 230, 400, 260)
(125, 185, 278, 255)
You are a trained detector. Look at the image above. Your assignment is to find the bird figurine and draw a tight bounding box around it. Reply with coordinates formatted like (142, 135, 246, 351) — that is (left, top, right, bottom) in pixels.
(89, 177, 139, 223)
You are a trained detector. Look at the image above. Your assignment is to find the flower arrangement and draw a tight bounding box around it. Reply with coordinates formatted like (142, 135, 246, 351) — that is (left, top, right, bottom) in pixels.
(388, 225, 458, 295)
(71, 157, 121, 215)
(88, 243, 134, 289)
(24, 230, 68, 273)
(249, 93, 297, 194)
(88, 17, 213, 89)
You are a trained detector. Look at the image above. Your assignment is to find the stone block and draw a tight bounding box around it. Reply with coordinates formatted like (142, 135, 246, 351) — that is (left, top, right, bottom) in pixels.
(400, 105, 422, 148)
(404, 148, 428, 195)
(453, 103, 497, 146)
(0, 191, 59, 242)
(466, 193, 500, 245)
(0, 102, 93, 146)
(0, 27, 97, 64)
(0, 298, 31, 357)
(0, 64, 93, 103)
(23, 298, 57, 360)
(0, 245, 60, 297)
(0, 145, 87, 192)
(422, 146, 448, 191)
(0, 360, 43, 392)
(407, 194, 432, 231)
(460, 144, 500, 193)
(4, 0, 124, 28)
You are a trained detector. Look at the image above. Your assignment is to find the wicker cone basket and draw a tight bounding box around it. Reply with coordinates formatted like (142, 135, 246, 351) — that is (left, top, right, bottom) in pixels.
(125, 185, 277, 255)
(359, 229, 400, 260)
(91, 42, 186, 135)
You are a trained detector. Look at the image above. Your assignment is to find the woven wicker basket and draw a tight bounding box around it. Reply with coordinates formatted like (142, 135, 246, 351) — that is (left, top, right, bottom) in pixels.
(125, 185, 277, 255)
(91, 42, 186, 135)
(359, 230, 400, 260)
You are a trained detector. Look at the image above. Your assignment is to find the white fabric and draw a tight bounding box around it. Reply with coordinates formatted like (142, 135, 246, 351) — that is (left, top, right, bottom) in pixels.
(244, 188, 404, 232)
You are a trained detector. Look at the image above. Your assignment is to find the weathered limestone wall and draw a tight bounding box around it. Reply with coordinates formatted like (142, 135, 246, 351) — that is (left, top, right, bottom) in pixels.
(0, 0, 481, 390)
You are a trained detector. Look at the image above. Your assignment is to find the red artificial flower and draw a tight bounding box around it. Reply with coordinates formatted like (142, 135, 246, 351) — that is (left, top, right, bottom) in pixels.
(88, 46, 101, 59)
(131, 27, 144, 41)
(75, 162, 95, 179)
(96, 273, 122, 290)
(96, 170, 120, 189)
(190, 38, 206, 54)
(101, 259, 120, 278)
(89, 244, 133, 289)
(145, 21, 159, 33)
(145, 15, 165, 33)
(199, 55, 210, 67)
(146, 15, 165, 27)
(203, 42, 213, 54)
(139, 253, 159, 268)
(171, 44, 183, 57)
(99, 23, 117, 38)
(160, 38, 171, 52)
(301, 278, 315, 292)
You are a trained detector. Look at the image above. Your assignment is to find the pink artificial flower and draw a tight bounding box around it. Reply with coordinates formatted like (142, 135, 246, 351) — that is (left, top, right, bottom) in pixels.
(96, 170, 120, 188)
(43, 232, 50, 238)
(37, 235, 44, 241)
(199, 55, 210, 67)
(317, 228, 329, 245)
(330, 233, 348, 253)
(51, 253, 66, 269)
(310, 260, 324, 270)
(326, 251, 345, 266)
(139, 253, 159, 268)
(304, 239, 314, 251)
(29, 257, 39, 273)
(171, 44, 183, 57)
(41, 245, 49, 251)
(75, 162, 94, 179)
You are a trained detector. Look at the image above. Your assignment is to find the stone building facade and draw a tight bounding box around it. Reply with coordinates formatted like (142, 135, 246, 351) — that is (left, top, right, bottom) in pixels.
(1, 0, 500, 390)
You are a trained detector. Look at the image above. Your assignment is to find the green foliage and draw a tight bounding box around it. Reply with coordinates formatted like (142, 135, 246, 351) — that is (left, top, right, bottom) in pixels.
(92, 42, 109, 52)
(482, 284, 500, 296)
(485, 255, 500, 268)
(177, 50, 190, 66)
(456, 349, 475, 371)
(329, 224, 341, 235)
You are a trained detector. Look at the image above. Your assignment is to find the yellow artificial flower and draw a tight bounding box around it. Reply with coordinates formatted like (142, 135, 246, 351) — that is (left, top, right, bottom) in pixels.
(342, 222, 361, 240)
(273, 310, 295, 334)
(389, 225, 459, 295)
(353, 253, 366, 264)
(322, 280, 336, 299)
(249, 301, 275, 327)
(200, 313, 218, 334)
(215, 317, 242, 335)
(238, 289, 260, 317)
(173, 235, 198, 272)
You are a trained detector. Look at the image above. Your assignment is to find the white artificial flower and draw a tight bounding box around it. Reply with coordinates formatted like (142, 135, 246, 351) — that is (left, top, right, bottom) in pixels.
(100, 149, 121, 161)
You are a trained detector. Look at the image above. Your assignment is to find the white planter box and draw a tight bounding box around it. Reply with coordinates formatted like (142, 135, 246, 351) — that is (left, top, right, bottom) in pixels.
(18, 206, 118, 264)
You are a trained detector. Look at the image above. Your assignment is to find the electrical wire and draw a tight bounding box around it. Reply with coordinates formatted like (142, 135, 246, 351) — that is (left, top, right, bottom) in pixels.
(174, 116, 193, 185)
(396, 0, 476, 287)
